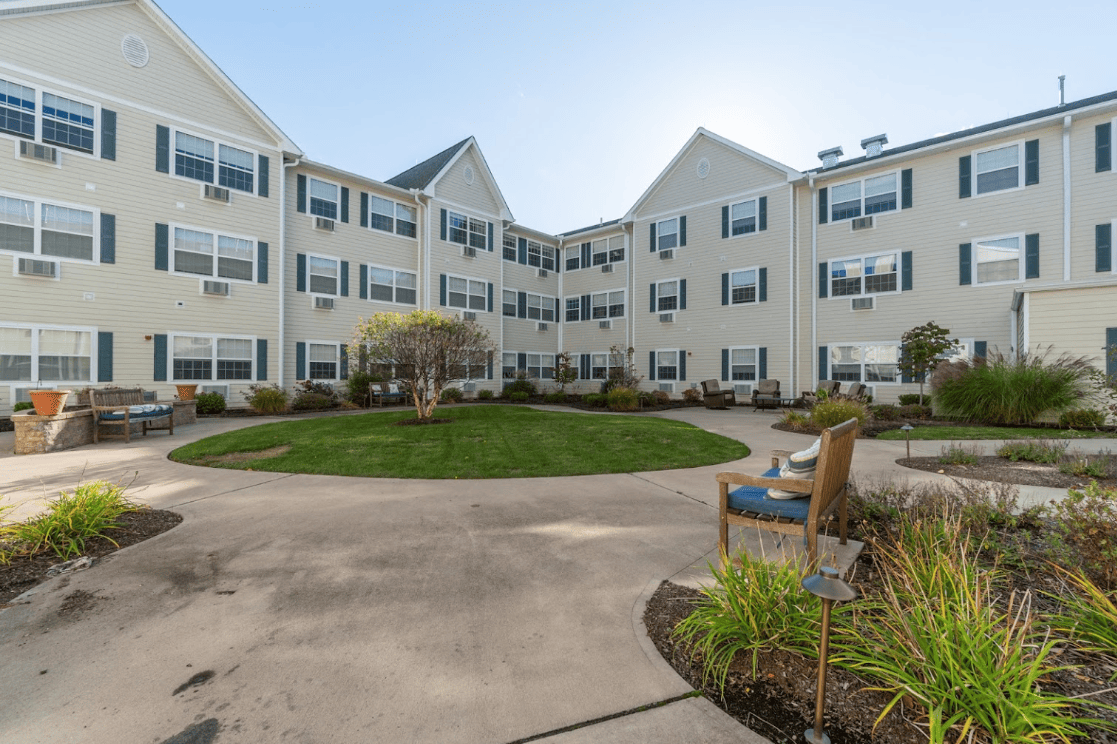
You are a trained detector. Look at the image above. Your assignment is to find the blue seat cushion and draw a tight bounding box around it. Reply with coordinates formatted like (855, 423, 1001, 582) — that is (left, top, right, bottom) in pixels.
(99, 404, 173, 421)
(727, 467, 812, 520)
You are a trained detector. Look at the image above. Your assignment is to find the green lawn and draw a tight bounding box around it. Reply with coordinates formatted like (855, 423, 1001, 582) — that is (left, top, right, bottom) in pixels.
(170, 405, 750, 478)
(876, 425, 1114, 441)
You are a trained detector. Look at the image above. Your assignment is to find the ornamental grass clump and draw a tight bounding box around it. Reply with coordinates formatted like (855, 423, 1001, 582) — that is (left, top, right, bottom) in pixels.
(996, 439, 1067, 464)
(606, 387, 639, 412)
(810, 398, 868, 429)
(1046, 566, 1117, 677)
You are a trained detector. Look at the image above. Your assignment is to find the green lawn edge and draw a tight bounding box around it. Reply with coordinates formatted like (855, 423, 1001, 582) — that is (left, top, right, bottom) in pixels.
(170, 405, 751, 479)
(876, 425, 1114, 441)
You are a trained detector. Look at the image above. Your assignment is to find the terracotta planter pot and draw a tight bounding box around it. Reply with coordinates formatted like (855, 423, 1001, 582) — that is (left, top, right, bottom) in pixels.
(29, 389, 71, 416)
(176, 384, 199, 401)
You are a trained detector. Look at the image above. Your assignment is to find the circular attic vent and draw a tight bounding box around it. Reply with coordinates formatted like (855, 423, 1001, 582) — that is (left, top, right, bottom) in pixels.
(697, 158, 710, 179)
(464, 165, 475, 185)
(121, 34, 150, 68)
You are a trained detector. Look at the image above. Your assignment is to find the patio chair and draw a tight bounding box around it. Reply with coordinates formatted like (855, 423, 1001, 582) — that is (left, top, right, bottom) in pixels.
(751, 379, 781, 410)
(801, 380, 840, 407)
(717, 417, 858, 567)
(700, 379, 736, 409)
(843, 382, 868, 402)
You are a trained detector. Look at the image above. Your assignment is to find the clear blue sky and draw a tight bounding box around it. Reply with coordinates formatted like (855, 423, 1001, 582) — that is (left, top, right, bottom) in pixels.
(157, 0, 1114, 235)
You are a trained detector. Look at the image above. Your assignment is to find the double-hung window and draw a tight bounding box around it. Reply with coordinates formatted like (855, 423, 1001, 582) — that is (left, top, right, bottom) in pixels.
(503, 234, 517, 262)
(368, 265, 417, 304)
(655, 218, 678, 251)
(309, 178, 339, 220)
(565, 296, 580, 322)
(308, 343, 339, 380)
(729, 269, 757, 304)
(526, 353, 554, 379)
(565, 245, 580, 271)
(448, 211, 487, 250)
(730, 200, 757, 235)
(829, 343, 899, 383)
(503, 290, 517, 317)
(590, 353, 614, 380)
(591, 290, 625, 319)
(729, 347, 757, 381)
(527, 294, 555, 322)
(502, 352, 517, 379)
(447, 275, 487, 311)
(173, 226, 254, 281)
(974, 143, 1020, 195)
(525, 240, 555, 270)
(0, 325, 93, 385)
(590, 236, 625, 265)
(308, 255, 339, 295)
(0, 78, 36, 139)
(656, 350, 678, 380)
(831, 172, 897, 221)
(369, 196, 417, 238)
(172, 335, 253, 381)
(1, 77, 98, 155)
(830, 253, 897, 297)
(0, 194, 97, 262)
(174, 132, 257, 194)
(656, 280, 678, 312)
(974, 235, 1021, 284)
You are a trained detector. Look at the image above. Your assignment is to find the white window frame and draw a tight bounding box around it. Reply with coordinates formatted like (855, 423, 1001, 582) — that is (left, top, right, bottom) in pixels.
(590, 351, 618, 381)
(728, 346, 759, 382)
(1, 323, 97, 396)
(525, 292, 556, 322)
(168, 332, 255, 384)
(0, 75, 100, 159)
(827, 341, 902, 385)
(503, 289, 517, 317)
(0, 190, 100, 265)
(170, 222, 257, 283)
(654, 217, 679, 252)
(503, 233, 518, 262)
(447, 210, 487, 250)
(308, 176, 340, 221)
(524, 352, 555, 380)
(828, 170, 899, 222)
(972, 232, 1024, 286)
(655, 349, 679, 381)
(655, 278, 680, 313)
(501, 351, 518, 380)
(565, 295, 581, 322)
(938, 338, 976, 364)
(971, 140, 1024, 198)
(368, 195, 417, 239)
(366, 264, 417, 306)
(169, 126, 258, 195)
(727, 266, 760, 305)
(525, 240, 555, 270)
(564, 244, 581, 271)
(445, 273, 488, 312)
(307, 253, 341, 297)
(590, 288, 626, 319)
(307, 340, 341, 381)
(828, 252, 900, 298)
(728, 198, 759, 237)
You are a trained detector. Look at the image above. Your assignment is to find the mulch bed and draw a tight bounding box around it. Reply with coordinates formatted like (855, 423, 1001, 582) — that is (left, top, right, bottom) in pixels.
(900, 454, 1117, 489)
(0, 509, 182, 605)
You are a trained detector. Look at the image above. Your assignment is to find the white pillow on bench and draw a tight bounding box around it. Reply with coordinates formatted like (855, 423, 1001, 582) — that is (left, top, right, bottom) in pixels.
(767, 438, 820, 500)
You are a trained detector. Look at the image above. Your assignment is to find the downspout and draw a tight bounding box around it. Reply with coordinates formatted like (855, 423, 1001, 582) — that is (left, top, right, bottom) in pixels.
(556, 237, 563, 358)
(410, 189, 426, 308)
(627, 222, 634, 361)
(1062, 115, 1072, 282)
(788, 182, 795, 398)
(809, 174, 818, 388)
(279, 155, 301, 388)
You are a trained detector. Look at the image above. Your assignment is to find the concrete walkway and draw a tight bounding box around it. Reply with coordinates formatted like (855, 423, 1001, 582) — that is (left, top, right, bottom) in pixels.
(0, 407, 1110, 743)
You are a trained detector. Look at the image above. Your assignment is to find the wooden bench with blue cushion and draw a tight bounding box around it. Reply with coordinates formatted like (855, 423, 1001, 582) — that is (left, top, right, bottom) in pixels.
(369, 382, 407, 407)
(90, 388, 174, 443)
(716, 417, 858, 566)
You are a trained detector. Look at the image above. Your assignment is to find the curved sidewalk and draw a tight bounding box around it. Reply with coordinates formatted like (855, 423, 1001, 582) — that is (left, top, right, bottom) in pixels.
(0, 407, 1106, 743)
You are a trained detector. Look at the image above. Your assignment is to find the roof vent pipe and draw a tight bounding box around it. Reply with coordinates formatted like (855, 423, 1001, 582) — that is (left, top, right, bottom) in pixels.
(1058, 75, 1066, 106)
(818, 146, 843, 169)
(860, 134, 888, 158)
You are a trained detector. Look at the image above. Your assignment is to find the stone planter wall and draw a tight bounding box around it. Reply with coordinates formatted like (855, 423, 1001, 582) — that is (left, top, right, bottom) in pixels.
(12, 400, 197, 455)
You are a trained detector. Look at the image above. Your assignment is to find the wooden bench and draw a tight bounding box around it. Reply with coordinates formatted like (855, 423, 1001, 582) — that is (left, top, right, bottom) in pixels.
(369, 382, 407, 407)
(716, 417, 858, 566)
(89, 388, 174, 443)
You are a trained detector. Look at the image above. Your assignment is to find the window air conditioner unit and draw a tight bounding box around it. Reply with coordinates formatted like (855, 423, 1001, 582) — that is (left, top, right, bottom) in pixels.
(463, 246, 476, 258)
(601, 263, 613, 273)
(200, 384, 228, 399)
(314, 296, 335, 310)
(537, 322, 549, 331)
(203, 184, 231, 203)
(537, 268, 548, 278)
(17, 257, 58, 278)
(659, 312, 674, 323)
(202, 280, 230, 296)
(598, 320, 611, 330)
(850, 296, 874, 311)
(462, 382, 476, 392)
(734, 383, 752, 395)
(658, 249, 674, 260)
(850, 215, 874, 231)
(19, 140, 58, 164)
(463, 311, 477, 321)
(659, 383, 674, 393)
(314, 217, 335, 231)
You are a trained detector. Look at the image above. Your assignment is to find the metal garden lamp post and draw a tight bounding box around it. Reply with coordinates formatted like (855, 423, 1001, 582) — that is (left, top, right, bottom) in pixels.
(802, 566, 857, 744)
(901, 423, 914, 460)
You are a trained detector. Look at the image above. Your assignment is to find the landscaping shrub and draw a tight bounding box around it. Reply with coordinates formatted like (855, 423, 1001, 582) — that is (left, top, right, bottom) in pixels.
(652, 389, 670, 405)
(583, 393, 607, 408)
(543, 391, 566, 405)
(810, 398, 868, 429)
(1059, 408, 1107, 429)
(996, 439, 1066, 464)
(898, 403, 932, 420)
(345, 370, 378, 406)
(898, 393, 931, 406)
(440, 387, 463, 403)
(1058, 456, 1110, 479)
(477, 389, 494, 401)
(599, 375, 623, 395)
(781, 409, 810, 430)
(503, 374, 537, 398)
(932, 348, 1094, 425)
(509, 391, 529, 403)
(1047, 567, 1117, 666)
(682, 388, 702, 404)
(1047, 481, 1117, 590)
(637, 391, 654, 407)
(871, 403, 901, 421)
(12, 401, 33, 412)
(195, 392, 226, 415)
(607, 387, 639, 412)
(244, 383, 288, 414)
(939, 443, 980, 465)
(291, 380, 338, 411)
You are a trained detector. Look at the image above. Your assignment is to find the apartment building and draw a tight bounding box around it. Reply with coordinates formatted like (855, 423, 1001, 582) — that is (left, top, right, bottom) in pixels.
(1, 0, 1114, 417)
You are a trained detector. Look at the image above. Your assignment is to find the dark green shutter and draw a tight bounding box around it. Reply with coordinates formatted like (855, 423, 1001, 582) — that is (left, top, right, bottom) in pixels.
(100, 109, 116, 161)
(758, 268, 767, 302)
(679, 279, 687, 310)
(758, 347, 767, 380)
(580, 354, 589, 380)
(359, 264, 368, 298)
(297, 174, 307, 213)
(439, 274, 447, 306)
(721, 205, 729, 239)
(679, 216, 686, 246)
(1097, 123, 1112, 172)
(518, 237, 527, 264)
(649, 222, 657, 252)
(758, 197, 767, 231)
(100, 213, 115, 264)
(721, 273, 729, 305)
(155, 124, 169, 173)
(1097, 224, 1113, 273)
(339, 345, 348, 380)
(155, 223, 168, 271)
(581, 294, 590, 321)
(517, 292, 527, 319)
(296, 342, 306, 379)
(154, 334, 167, 381)
(1107, 329, 1117, 376)
(517, 353, 527, 371)
(1024, 139, 1039, 186)
(648, 351, 656, 381)
(818, 187, 828, 224)
(974, 341, 987, 360)
(959, 243, 971, 285)
(340, 187, 349, 223)
(649, 283, 656, 313)
(340, 261, 349, 296)
(901, 250, 912, 291)
(901, 168, 912, 209)
(97, 332, 113, 382)
(256, 339, 268, 381)
(487, 351, 493, 380)
(959, 156, 971, 198)
(257, 242, 268, 284)
(678, 350, 686, 381)
(440, 209, 447, 240)
(258, 155, 269, 197)
(818, 262, 828, 298)
(487, 222, 494, 251)
(581, 242, 591, 267)
(1025, 234, 1039, 279)
(721, 349, 729, 381)
(818, 346, 827, 384)
(487, 283, 493, 312)
(296, 253, 306, 292)
(360, 192, 368, 227)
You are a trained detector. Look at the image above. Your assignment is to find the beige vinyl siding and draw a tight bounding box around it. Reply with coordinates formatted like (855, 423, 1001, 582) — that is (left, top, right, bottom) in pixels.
(1069, 111, 1117, 282)
(434, 149, 501, 218)
(1025, 286, 1117, 363)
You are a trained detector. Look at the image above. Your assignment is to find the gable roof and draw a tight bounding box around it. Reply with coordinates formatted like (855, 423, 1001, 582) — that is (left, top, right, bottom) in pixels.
(0, 0, 301, 155)
(386, 137, 471, 190)
(624, 127, 802, 221)
(560, 218, 622, 238)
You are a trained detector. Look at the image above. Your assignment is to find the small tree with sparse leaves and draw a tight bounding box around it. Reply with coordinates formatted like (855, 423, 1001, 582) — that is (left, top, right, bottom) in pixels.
(550, 351, 578, 393)
(609, 345, 644, 389)
(898, 321, 958, 405)
(350, 310, 496, 421)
